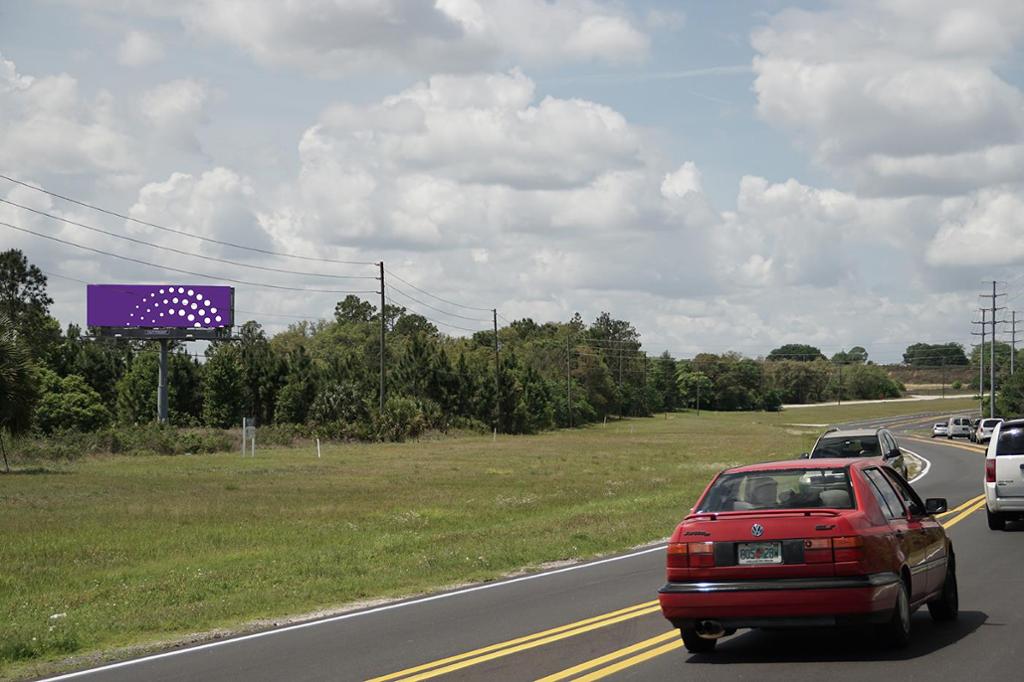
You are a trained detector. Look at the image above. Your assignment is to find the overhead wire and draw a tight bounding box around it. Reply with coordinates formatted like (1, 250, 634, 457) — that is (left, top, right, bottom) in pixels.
(385, 293, 488, 334)
(386, 282, 492, 322)
(0, 172, 377, 266)
(0, 220, 378, 295)
(384, 267, 493, 312)
(0, 198, 377, 280)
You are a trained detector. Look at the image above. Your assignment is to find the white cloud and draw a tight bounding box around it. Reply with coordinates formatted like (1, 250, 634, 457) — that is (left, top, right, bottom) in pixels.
(80, 0, 649, 76)
(117, 30, 164, 67)
(752, 0, 1024, 195)
(129, 168, 271, 248)
(139, 79, 208, 150)
(927, 188, 1024, 266)
(0, 53, 135, 176)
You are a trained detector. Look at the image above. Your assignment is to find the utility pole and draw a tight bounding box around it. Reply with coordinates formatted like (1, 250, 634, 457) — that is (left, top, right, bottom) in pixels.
(836, 356, 843, 406)
(980, 281, 1005, 419)
(1010, 310, 1018, 376)
(378, 261, 386, 412)
(618, 350, 624, 418)
(941, 357, 946, 399)
(566, 335, 572, 428)
(972, 308, 986, 416)
(493, 309, 499, 433)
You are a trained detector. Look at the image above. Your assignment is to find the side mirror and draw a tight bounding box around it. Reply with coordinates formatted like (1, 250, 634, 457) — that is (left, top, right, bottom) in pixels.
(925, 498, 948, 515)
(799, 452, 810, 459)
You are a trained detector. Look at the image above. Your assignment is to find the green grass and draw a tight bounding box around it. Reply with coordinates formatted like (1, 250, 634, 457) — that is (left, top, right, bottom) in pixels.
(0, 397, 976, 678)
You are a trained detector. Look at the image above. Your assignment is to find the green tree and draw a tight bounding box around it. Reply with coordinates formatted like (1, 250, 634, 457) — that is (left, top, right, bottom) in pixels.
(276, 346, 318, 424)
(904, 342, 968, 366)
(0, 314, 40, 471)
(34, 368, 112, 433)
(334, 295, 375, 324)
(651, 351, 680, 412)
(0, 249, 61, 364)
(237, 321, 283, 424)
(677, 369, 712, 410)
(115, 349, 202, 425)
(767, 344, 825, 362)
(202, 343, 244, 428)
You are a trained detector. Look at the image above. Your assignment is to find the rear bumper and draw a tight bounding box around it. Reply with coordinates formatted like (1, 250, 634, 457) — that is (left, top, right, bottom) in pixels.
(986, 483, 1024, 513)
(658, 573, 900, 629)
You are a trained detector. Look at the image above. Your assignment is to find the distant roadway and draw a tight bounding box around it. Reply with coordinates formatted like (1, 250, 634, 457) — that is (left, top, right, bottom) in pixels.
(42, 414, 1015, 681)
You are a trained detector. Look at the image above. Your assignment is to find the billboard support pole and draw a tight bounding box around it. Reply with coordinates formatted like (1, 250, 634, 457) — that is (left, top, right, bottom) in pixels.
(157, 338, 169, 424)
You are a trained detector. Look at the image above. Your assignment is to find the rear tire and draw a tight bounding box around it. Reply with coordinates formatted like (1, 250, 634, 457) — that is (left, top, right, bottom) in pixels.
(928, 559, 959, 622)
(987, 506, 1006, 531)
(679, 628, 717, 653)
(877, 581, 911, 648)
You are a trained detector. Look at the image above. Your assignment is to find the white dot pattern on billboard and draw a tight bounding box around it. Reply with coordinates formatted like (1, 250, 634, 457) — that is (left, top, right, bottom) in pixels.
(128, 287, 226, 328)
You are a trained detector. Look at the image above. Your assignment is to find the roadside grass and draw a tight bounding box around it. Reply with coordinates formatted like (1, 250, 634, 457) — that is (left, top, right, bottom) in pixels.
(0, 397, 976, 678)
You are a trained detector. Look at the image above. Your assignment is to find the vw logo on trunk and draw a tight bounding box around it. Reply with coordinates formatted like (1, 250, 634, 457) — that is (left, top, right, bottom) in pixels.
(751, 523, 765, 537)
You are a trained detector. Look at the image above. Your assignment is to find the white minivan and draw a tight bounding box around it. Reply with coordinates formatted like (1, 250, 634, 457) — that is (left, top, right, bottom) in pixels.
(985, 419, 1024, 530)
(947, 415, 973, 439)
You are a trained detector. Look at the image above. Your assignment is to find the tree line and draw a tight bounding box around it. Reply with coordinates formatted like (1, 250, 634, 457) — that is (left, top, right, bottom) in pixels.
(0, 248, 974, 457)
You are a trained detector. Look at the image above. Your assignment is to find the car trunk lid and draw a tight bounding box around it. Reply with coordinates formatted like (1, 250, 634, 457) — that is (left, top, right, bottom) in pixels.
(668, 510, 860, 581)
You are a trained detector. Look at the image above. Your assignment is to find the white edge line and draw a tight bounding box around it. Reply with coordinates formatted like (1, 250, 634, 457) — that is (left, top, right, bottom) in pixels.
(902, 447, 931, 484)
(38, 544, 668, 681)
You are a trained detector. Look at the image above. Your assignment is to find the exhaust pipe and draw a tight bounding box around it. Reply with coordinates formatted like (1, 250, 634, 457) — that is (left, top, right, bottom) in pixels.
(695, 620, 726, 639)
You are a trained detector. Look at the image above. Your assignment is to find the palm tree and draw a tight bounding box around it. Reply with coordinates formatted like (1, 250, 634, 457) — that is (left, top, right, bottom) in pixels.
(0, 314, 39, 472)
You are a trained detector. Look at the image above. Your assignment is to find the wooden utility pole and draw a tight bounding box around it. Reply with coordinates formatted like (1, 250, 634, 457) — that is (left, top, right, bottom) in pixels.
(378, 262, 386, 412)
(493, 309, 499, 433)
(566, 335, 572, 428)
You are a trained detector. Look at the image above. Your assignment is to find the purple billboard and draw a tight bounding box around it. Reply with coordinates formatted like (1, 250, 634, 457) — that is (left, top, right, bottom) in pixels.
(87, 284, 234, 329)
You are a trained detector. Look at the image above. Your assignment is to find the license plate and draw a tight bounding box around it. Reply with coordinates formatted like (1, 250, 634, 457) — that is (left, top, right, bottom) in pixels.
(737, 542, 782, 565)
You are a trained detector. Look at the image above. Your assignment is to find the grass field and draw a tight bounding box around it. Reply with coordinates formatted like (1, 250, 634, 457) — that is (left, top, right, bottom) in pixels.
(0, 397, 975, 678)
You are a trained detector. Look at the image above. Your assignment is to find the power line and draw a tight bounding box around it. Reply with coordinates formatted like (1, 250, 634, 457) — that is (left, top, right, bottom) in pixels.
(386, 283, 492, 322)
(1, 198, 377, 280)
(0, 172, 377, 266)
(384, 267, 493, 312)
(0, 219, 378, 296)
(385, 293, 487, 334)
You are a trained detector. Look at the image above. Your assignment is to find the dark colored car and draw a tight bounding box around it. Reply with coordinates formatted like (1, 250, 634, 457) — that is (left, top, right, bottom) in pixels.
(658, 458, 957, 653)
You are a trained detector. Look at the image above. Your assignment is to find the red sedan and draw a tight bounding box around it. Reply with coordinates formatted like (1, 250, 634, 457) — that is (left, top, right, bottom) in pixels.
(658, 458, 958, 653)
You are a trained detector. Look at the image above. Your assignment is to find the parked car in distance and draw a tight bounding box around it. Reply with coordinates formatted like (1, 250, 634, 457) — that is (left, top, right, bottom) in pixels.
(985, 419, 1024, 530)
(969, 418, 981, 442)
(975, 418, 1003, 444)
(806, 428, 909, 479)
(658, 458, 956, 653)
(932, 423, 948, 438)
(947, 416, 973, 439)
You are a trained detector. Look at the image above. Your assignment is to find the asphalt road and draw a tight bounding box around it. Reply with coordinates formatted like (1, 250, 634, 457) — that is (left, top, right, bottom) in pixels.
(44, 416, 1013, 682)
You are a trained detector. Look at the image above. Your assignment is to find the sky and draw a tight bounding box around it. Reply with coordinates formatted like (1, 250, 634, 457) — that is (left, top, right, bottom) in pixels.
(2, 0, 1024, 363)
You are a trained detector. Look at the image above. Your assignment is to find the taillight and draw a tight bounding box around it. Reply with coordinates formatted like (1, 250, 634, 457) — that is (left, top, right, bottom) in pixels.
(666, 541, 714, 569)
(832, 536, 865, 563)
(803, 538, 832, 564)
(986, 459, 996, 483)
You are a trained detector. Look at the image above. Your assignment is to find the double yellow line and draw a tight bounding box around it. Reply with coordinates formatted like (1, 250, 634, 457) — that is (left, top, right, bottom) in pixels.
(535, 630, 679, 681)
(366, 600, 660, 682)
(938, 493, 986, 528)
(369, 494, 988, 681)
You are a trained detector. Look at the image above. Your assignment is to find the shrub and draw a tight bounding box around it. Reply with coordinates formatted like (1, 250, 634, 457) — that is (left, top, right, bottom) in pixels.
(34, 369, 111, 434)
(952, 380, 963, 390)
(376, 396, 426, 442)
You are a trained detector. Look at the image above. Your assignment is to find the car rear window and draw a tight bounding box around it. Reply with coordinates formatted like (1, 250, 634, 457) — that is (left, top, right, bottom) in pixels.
(697, 468, 855, 513)
(996, 425, 1024, 456)
(810, 436, 880, 458)
(982, 419, 1002, 428)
